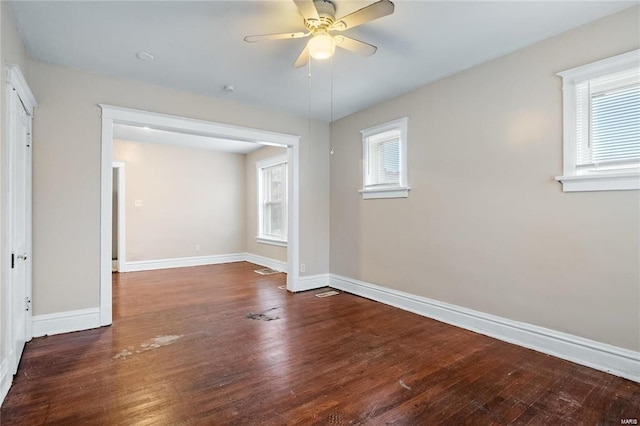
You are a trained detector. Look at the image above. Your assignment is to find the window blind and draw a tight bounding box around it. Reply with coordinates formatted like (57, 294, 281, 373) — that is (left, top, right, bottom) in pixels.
(261, 163, 286, 238)
(576, 67, 640, 168)
(367, 129, 401, 186)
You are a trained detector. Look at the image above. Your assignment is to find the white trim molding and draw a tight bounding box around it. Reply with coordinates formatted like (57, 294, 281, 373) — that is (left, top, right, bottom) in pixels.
(32, 308, 101, 338)
(297, 273, 331, 292)
(555, 171, 640, 192)
(6, 64, 37, 115)
(359, 186, 410, 199)
(123, 253, 246, 272)
(121, 252, 290, 274)
(556, 49, 640, 192)
(360, 117, 409, 200)
(245, 253, 287, 273)
(0, 357, 12, 407)
(557, 49, 640, 84)
(330, 274, 640, 383)
(256, 237, 287, 247)
(100, 111, 114, 326)
(256, 154, 289, 246)
(100, 105, 301, 319)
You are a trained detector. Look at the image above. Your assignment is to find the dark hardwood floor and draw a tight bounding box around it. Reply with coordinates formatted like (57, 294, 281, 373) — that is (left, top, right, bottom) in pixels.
(1, 262, 638, 424)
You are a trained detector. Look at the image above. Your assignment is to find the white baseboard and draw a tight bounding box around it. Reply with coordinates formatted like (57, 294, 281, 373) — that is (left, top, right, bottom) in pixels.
(100, 303, 112, 327)
(329, 274, 640, 383)
(32, 307, 101, 338)
(296, 273, 331, 292)
(123, 253, 246, 272)
(120, 253, 288, 274)
(0, 357, 11, 407)
(245, 253, 287, 273)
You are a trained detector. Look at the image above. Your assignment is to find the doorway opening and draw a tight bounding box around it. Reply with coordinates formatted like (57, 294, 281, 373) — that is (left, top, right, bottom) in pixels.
(99, 105, 301, 326)
(111, 162, 125, 273)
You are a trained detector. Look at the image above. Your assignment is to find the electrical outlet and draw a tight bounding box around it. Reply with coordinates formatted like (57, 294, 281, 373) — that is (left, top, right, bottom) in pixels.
(195, 245, 200, 252)
(300, 263, 306, 273)
(134, 200, 143, 207)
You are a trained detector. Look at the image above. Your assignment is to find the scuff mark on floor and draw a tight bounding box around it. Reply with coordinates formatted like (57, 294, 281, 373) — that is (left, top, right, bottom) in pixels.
(113, 349, 133, 360)
(246, 307, 280, 321)
(315, 290, 340, 298)
(255, 268, 281, 275)
(139, 335, 182, 350)
(399, 380, 412, 390)
(113, 335, 183, 360)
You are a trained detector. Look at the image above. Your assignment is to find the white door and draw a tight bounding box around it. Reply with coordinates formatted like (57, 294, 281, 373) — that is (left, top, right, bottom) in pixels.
(8, 88, 33, 373)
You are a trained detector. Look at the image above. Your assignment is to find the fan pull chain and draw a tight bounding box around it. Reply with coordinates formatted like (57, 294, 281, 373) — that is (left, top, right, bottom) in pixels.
(330, 55, 334, 155)
(308, 58, 312, 163)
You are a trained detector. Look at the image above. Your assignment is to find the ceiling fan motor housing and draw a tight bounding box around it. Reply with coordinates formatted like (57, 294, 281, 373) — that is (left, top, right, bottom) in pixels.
(306, 0, 336, 33)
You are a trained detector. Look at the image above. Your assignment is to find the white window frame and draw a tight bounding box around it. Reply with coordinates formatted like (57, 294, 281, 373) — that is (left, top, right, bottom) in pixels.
(359, 117, 410, 199)
(256, 154, 288, 247)
(555, 49, 640, 192)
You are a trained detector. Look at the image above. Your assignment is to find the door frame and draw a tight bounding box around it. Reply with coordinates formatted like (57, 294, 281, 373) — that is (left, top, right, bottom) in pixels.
(2, 64, 37, 374)
(99, 105, 301, 326)
(111, 162, 126, 273)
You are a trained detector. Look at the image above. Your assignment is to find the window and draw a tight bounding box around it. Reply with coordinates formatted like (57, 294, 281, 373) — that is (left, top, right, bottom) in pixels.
(257, 155, 288, 246)
(359, 117, 409, 199)
(556, 49, 640, 192)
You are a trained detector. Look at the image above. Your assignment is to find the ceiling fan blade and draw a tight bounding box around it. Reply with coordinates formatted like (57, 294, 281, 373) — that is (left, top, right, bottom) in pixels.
(334, 36, 377, 56)
(332, 0, 394, 31)
(244, 32, 309, 43)
(293, 0, 319, 23)
(293, 47, 310, 68)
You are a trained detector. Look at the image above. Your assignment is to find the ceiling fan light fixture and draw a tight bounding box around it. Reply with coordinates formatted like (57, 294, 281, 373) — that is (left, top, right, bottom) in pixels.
(244, 0, 394, 68)
(307, 34, 335, 60)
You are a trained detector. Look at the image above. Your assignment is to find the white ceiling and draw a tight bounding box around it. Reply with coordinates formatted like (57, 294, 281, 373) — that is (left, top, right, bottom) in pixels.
(113, 124, 265, 154)
(8, 1, 636, 121)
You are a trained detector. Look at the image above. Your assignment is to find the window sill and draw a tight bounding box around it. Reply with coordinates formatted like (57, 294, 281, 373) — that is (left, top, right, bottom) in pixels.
(359, 186, 410, 199)
(256, 237, 288, 247)
(555, 171, 640, 192)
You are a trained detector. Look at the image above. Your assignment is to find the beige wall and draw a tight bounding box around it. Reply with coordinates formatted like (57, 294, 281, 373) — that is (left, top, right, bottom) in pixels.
(113, 140, 246, 261)
(330, 7, 640, 351)
(29, 60, 330, 316)
(1, 0, 31, 369)
(245, 145, 288, 263)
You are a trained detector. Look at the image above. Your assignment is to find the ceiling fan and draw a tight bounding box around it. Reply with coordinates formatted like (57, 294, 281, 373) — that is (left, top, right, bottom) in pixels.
(244, 0, 395, 68)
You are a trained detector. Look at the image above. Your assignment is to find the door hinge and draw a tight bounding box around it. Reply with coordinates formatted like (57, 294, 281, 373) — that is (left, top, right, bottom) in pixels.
(11, 253, 15, 269)
(25, 297, 31, 312)
(26, 132, 32, 148)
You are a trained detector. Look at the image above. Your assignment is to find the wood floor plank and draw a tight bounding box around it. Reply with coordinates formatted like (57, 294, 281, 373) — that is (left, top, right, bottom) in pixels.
(1, 262, 638, 424)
